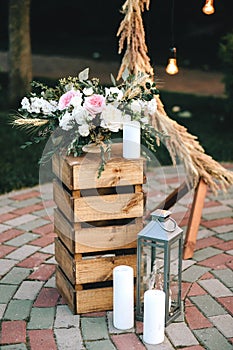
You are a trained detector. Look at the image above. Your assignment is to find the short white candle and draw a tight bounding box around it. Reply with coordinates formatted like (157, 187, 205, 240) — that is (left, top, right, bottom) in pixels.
(113, 265, 134, 330)
(123, 121, 140, 159)
(143, 289, 165, 345)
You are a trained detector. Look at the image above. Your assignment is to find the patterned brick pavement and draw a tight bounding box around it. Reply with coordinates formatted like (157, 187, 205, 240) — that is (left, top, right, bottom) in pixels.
(0, 165, 232, 350)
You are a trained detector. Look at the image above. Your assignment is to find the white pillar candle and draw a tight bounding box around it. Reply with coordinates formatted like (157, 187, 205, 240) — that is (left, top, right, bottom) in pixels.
(123, 121, 140, 159)
(113, 265, 134, 330)
(143, 289, 165, 345)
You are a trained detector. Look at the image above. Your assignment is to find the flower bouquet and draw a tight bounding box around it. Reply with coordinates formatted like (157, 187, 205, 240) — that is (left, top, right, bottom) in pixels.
(12, 68, 163, 176)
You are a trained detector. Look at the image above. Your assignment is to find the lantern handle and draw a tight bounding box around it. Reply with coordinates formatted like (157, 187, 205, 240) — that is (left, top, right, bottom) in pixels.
(156, 217, 177, 232)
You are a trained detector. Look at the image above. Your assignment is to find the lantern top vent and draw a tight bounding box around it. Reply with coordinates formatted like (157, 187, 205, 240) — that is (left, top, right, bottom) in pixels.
(151, 209, 171, 222)
(138, 209, 183, 242)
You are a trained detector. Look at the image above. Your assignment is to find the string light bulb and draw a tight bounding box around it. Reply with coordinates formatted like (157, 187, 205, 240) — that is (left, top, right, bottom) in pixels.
(202, 0, 215, 15)
(166, 47, 179, 75)
(165, 0, 178, 75)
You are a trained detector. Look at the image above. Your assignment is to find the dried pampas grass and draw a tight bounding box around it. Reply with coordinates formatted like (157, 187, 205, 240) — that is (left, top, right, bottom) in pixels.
(117, 0, 233, 194)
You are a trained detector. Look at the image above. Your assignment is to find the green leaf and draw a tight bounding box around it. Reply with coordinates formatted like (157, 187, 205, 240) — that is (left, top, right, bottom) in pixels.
(20, 141, 33, 149)
(110, 74, 116, 86)
(122, 68, 129, 81)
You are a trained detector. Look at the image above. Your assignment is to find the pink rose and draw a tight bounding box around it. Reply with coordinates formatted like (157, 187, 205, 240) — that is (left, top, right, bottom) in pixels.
(83, 94, 106, 115)
(58, 90, 81, 110)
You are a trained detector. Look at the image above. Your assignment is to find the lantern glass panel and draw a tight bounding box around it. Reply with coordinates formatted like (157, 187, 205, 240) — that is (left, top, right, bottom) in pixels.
(169, 239, 181, 317)
(137, 238, 166, 317)
(137, 235, 182, 323)
(136, 210, 183, 324)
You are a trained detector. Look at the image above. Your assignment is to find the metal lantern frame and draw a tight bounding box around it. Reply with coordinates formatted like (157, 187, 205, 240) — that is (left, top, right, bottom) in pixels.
(136, 209, 183, 326)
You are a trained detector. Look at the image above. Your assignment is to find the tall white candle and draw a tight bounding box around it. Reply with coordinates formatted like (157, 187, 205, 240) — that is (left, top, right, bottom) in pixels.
(113, 265, 134, 330)
(143, 289, 165, 345)
(123, 121, 140, 159)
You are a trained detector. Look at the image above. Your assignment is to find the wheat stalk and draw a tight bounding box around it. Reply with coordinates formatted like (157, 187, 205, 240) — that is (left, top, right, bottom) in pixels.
(13, 118, 49, 127)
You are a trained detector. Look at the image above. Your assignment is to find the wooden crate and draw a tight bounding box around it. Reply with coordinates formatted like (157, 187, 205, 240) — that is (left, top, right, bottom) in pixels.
(53, 144, 144, 313)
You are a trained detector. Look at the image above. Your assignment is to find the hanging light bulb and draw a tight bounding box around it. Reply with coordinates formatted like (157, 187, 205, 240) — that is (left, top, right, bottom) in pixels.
(166, 47, 179, 75)
(166, 0, 179, 75)
(202, 0, 215, 15)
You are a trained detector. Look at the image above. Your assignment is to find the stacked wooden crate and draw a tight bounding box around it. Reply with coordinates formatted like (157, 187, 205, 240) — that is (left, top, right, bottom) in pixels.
(52, 144, 144, 314)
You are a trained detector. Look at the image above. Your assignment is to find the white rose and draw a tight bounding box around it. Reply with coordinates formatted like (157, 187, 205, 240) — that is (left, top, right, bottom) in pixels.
(130, 100, 142, 113)
(70, 95, 82, 107)
(72, 106, 88, 124)
(59, 111, 74, 131)
(83, 87, 94, 96)
(147, 99, 157, 115)
(78, 124, 90, 137)
(100, 104, 125, 132)
(122, 113, 131, 123)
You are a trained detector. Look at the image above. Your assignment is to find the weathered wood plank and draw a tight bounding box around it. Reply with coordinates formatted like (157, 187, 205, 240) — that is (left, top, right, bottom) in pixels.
(53, 144, 144, 190)
(183, 178, 208, 259)
(55, 237, 137, 285)
(76, 287, 113, 313)
(54, 208, 142, 254)
(75, 254, 136, 284)
(56, 266, 136, 314)
(73, 192, 143, 222)
(53, 179, 74, 222)
(56, 266, 76, 313)
(55, 238, 75, 283)
(54, 179, 144, 222)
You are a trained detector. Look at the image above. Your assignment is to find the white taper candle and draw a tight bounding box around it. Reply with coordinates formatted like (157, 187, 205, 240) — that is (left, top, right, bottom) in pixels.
(123, 121, 140, 159)
(113, 265, 134, 330)
(143, 289, 165, 345)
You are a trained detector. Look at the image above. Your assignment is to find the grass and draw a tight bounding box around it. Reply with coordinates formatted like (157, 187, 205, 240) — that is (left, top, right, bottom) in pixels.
(0, 111, 47, 194)
(0, 76, 232, 195)
(160, 91, 233, 162)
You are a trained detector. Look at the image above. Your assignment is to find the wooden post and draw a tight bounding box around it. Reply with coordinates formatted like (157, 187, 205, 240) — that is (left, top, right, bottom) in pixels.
(183, 178, 208, 259)
(144, 178, 207, 259)
(144, 181, 189, 220)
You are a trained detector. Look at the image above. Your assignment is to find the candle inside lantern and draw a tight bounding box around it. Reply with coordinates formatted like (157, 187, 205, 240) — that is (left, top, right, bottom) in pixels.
(143, 289, 165, 345)
(123, 121, 140, 159)
(113, 265, 134, 330)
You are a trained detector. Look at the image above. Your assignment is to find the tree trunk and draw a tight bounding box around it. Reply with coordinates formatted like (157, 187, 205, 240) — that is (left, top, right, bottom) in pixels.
(8, 0, 32, 106)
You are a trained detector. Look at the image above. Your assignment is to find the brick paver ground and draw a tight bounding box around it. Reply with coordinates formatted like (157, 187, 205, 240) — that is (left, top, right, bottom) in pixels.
(0, 164, 232, 349)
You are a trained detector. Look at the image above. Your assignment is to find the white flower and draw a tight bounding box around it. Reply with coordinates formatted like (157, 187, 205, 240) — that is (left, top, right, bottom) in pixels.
(100, 104, 125, 132)
(70, 95, 82, 108)
(146, 99, 157, 115)
(78, 124, 90, 137)
(59, 111, 74, 131)
(83, 87, 94, 96)
(28, 97, 42, 113)
(130, 100, 141, 113)
(72, 106, 88, 124)
(21, 97, 31, 111)
(141, 116, 149, 124)
(41, 99, 58, 115)
(105, 87, 123, 101)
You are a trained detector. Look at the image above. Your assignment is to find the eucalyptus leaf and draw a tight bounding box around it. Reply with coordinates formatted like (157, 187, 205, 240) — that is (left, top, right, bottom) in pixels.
(110, 74, 116, 86)
(122, 68, 129, 81)
(78, 68, 89, 81)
